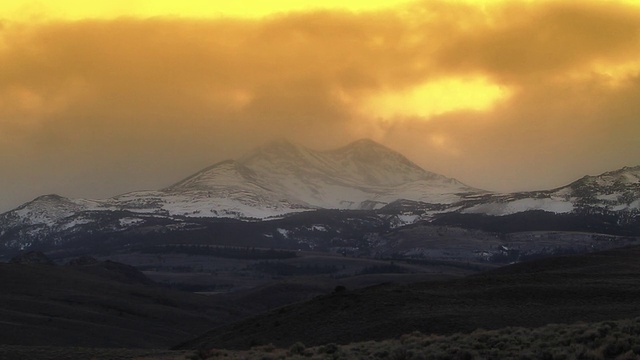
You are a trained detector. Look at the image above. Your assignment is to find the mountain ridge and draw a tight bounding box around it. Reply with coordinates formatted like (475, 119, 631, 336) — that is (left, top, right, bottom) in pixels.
(3, 140, 639, 221)
(135, 138, 479, 216)
(1, 139, 639, 255)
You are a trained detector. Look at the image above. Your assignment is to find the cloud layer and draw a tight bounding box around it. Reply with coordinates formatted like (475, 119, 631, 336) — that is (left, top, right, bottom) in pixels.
(1, 0, 640, 211)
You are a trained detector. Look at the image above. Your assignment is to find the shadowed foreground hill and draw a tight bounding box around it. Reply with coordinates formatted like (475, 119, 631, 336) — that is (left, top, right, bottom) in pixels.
(0, 260, 243, 349)
(0, 252, 462, 350)
(180, 245, 640, 350)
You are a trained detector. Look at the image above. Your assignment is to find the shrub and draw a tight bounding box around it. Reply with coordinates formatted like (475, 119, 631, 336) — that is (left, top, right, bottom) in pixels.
(616, 350, 638, 360)
(454, 349, 476, 360)
(319, 343, 339, 354)
(390, 347, 409, 360)
(289, 342, 306, 356)
(601, 337, 630, 358)
(253, 343, 276, 353)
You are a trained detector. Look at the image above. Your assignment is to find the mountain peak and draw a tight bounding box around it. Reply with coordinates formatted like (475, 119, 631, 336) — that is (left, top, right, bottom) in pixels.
(344, 138, 387, 149)
(186, 138, 465, 192)
(29, 194, 68, 204)
(572, 164, 640, 188)
(327, 139, 444, 184)
(610, 165, 640, 176)
(158, 138, 472, 212)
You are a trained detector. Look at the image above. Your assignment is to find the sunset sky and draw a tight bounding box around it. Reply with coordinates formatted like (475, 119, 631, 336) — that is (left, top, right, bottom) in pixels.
(1, 0, 640, 212)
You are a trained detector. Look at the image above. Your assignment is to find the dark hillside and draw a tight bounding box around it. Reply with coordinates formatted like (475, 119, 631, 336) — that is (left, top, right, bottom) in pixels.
(179, 245, 640, 350)
(432, 210, 640, 235)
(0, 261, 241, 348)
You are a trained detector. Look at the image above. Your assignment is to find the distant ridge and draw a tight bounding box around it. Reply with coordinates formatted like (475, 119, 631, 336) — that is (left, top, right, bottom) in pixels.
(9, 251, 54, 265)
(0, 139, 638, 255)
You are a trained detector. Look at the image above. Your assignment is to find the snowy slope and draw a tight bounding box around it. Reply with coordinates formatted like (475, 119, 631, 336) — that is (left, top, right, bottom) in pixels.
(1, 195, 100, 228)
(166, 139, 482, 211)
(462, 166, 640, 216)
(569, 166, 640, 210)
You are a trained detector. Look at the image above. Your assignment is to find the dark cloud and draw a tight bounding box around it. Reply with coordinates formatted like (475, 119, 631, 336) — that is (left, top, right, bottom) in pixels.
(436, 1, 640, 80)
(1, 1, 640, 211)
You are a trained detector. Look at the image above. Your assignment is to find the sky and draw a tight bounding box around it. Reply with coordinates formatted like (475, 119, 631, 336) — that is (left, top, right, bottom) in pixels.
(1, 0, 640, 212)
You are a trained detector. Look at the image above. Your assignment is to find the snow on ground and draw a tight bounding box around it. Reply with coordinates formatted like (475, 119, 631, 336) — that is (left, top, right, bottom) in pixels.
(60, 217, 95, 230)
(462, 198, 574, 216)
(119, 217, 145, 227)
(397, 214, 420, 224)
(597, 193, 620, 202)
(389, 214, 421, 228)
(311, 225, 328, 232)
(277, 228, 290, 238)
(612, 199, 640, 211)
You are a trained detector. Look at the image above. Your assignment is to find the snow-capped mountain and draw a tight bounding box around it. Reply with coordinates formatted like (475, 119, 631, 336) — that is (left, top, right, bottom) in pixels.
(460, 166, 640, 216)
(1, 139, 639, 254)
(0, 139, 480, 246)
(166, 139, 480, 211)
(84, 139, 480, 219)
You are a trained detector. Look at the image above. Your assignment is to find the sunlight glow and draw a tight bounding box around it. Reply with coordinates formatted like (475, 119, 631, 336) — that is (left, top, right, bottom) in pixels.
(0, 0, 413, 21)
(3, 0, 639, 22)
(361, 77, 511, 120)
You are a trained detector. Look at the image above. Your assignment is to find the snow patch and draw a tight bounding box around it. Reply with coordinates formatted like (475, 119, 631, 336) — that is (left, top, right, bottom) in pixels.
(463, 198, 574, 216)
(59, 217, 94, 230)
(310, 225, 328, 232)
(119, 217, 145, 227)
(277, 228, 290, 238)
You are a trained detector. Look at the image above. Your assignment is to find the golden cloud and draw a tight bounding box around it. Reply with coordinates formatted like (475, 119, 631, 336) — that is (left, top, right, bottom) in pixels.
(0, 0, 640, 210)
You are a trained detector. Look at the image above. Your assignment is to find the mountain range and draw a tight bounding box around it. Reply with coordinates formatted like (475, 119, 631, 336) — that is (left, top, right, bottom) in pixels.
(1, 139, 639, 256)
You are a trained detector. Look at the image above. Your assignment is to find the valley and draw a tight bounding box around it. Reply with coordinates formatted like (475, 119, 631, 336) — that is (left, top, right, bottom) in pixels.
(2, 245, 640, 359)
